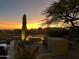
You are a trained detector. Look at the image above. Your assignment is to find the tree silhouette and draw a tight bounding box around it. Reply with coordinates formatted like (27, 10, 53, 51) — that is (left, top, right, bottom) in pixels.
(43, 0, 79, 28)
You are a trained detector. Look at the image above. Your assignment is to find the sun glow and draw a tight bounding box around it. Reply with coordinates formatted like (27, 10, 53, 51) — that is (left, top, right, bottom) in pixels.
(0, 19, 69, 30)
(0, 22, 68, 30)
(27, 23, 41, 29)
(16, 22, 41, 30)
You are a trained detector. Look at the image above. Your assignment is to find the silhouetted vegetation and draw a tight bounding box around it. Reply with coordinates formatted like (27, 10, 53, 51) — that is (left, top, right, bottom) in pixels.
(43, 0, 79, 28)
(68, 28, 79, 40)
(46, 27, 79, 40)
(47, 28, 68, 37)
(16, 40, 39, 59)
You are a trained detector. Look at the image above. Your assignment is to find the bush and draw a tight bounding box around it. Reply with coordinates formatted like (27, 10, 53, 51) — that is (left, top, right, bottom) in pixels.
(47, 28, 68, 37)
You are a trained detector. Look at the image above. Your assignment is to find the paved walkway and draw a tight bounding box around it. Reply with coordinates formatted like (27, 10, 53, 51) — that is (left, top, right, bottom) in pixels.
(22, 41, 79, 59)
(35, 43, 79, 59)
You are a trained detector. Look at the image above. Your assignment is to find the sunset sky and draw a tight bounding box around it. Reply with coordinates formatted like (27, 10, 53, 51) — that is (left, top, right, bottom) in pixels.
(0, 0, 57, 30)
